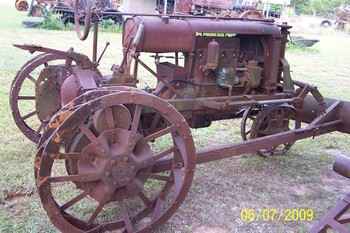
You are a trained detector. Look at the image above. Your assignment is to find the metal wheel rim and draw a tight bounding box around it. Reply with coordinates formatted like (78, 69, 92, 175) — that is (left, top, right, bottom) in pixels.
(10, 53, 74, 143)
(74, 0, 93, 41)
(36, 91, 196, 233)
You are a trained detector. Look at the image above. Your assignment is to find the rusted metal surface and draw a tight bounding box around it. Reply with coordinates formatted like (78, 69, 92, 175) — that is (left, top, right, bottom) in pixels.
(9, 4, 350, 232)
(241, 105, 301, 157)
(123, 16, 280, 53)
(15, 0, 29, 11)
(310, 155, 350, 233)
(10, 45, 100, 143)
(173, 0, 262, 19)
(35, 91, 196, 232)
(192, 0, 234, 9)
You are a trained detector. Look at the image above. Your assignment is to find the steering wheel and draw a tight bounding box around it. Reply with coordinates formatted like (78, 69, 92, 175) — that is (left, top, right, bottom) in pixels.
(74, 0, 93, 41)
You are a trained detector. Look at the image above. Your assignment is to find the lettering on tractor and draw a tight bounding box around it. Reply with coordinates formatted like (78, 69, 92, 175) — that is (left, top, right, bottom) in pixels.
(9, 0, 350, 232)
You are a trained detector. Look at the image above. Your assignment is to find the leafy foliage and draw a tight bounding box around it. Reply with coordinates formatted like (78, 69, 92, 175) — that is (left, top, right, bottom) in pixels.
(291, 0, 350, 16)
(100, 19, 122, 33)
(39, 13, 121, 32)
(39, 12, 65, 30)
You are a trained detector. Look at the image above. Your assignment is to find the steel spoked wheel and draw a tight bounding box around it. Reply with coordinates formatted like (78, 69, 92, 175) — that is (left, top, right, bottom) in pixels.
(10, 53, 75, 143)
(35, 91, 196, 233)
(74, 0, 93, 41)
(240, 106, 259, 141)
(241, 105, 301, 157)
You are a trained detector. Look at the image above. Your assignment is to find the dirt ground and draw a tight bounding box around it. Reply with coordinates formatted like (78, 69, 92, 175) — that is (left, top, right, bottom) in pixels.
(0, 1, 350, 233)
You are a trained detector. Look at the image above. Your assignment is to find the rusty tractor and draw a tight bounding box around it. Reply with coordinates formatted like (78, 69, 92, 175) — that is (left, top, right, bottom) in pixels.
(9, 0, 350, 232)
(15, 0, 29, 11)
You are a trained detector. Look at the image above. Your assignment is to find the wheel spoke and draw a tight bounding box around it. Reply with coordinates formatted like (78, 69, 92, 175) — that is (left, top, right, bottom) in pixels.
(137, 191, 152, 207)
(153, 147, 175, 161)
(143, 125, 174, 142)
(130, 105, 142, 136)
(48, 173, 102, 183)
(61, 190, 89, 211)
(36, 122, 44, 134)
(80, 125, 98, 142)
(50, 152, 81, 160)
(104, 107, 115, 130)
(120, 202, 134, 233)
(132, 180, 153, 207)
(18, 96, 36, 100)
(22, 110, 37, 120)
(27, 74, 36, 84)
(148, 174, 171, 182)
(88, 202, 105, 225)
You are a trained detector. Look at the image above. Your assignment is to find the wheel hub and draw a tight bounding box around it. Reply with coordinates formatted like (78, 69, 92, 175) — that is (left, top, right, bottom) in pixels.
(78, 128, 153, 202)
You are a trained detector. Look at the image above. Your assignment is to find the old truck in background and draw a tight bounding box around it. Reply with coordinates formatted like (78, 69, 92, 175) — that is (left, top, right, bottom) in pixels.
(15, 0, 123, 25)
(336, 5, 350, 32)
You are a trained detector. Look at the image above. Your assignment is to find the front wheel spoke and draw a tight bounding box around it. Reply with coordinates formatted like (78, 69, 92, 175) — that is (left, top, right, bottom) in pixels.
(104, 107, 115, 130)
(144, 125, 174, 142)
(48, 173, 102, 183)
(51, 152, 81, 160)
(130, 105, 142, 136)
(153, 147, 175, 161)
(18, 96, 36, 100)
(120, 202, 134, 233)
(36, 122, 45, 133)
(80, 125, 98, 142)
(61, 190, 89, 210)
(86, 225, 105, 233)
(137, 191, 152, 207)
(148, 174, 171, 182)
(22, 110, 37, 120)
(27, 74, 36, 84)
(88, 202, 105, 225)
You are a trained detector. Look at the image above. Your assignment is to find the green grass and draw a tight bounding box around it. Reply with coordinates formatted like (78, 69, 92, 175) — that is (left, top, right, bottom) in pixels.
(1, 1, 350, 232)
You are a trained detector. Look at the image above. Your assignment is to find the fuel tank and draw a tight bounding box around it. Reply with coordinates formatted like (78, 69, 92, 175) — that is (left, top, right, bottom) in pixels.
(123, 16, 281, 53)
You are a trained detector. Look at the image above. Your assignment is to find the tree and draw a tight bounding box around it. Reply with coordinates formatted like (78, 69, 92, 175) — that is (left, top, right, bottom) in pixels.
(291, 0, 350, 15)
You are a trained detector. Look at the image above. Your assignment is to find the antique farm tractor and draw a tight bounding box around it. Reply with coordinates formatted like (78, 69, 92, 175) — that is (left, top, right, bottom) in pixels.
(9, 0, 350, 232)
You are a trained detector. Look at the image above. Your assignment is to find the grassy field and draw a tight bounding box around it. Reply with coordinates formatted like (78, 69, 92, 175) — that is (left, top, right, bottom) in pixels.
(0, 1, 350, 233)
